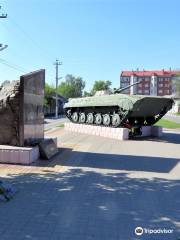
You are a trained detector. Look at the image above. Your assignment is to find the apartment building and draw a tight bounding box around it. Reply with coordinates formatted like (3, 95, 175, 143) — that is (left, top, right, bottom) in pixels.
(120, 70, 180, 96)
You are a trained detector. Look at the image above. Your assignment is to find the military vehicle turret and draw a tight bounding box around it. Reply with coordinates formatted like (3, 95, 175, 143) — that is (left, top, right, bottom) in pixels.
(63, 81, 174, 133)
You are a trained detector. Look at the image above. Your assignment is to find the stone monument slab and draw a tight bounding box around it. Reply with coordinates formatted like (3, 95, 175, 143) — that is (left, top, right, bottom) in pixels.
(19, 69, 45, 146)
(0, 69, 45, 147)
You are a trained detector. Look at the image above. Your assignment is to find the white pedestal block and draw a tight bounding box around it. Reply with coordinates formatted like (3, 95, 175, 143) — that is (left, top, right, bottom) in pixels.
(65, 122, 129, 140)
(151, 126, 163, 137)
(0, 145, 39, 165)
(141, 126, 152, 137)
(65, 122, 162, 140)
(140, 126, 162, 137)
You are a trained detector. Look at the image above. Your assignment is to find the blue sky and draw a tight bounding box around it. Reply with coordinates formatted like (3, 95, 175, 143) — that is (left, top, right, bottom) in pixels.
(0, 0, 180, 91)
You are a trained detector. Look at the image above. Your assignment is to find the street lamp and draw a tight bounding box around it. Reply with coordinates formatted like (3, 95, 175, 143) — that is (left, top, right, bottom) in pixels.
(0, 44, 8, 51)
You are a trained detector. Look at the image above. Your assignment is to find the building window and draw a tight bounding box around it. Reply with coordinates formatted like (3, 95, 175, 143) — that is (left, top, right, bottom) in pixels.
(159, 83, 163, 87)
(121, 82, 129, 88)
(158, 90, 163, 94)
(145, 83, 149, 87)
(121, 77, 129, 82)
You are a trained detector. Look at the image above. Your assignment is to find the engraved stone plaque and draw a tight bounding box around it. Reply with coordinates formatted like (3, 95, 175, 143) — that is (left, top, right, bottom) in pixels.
(39, 138, 58, 159)
(19, 70, 45, 146)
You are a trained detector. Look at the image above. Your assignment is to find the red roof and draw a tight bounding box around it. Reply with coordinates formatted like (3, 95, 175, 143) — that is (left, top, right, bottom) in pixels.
(121, 70, 180, 77)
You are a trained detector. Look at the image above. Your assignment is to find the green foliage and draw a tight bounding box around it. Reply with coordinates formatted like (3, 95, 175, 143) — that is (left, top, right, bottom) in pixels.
(44, 84, 55, 106)
(1, 80, 10, 87)
(57, 123, 64, 128)
(155, 119, 180, 129)
(92, 80, 112, 94)
(83, 91, 92, 97)
(58, 74, 85, 99)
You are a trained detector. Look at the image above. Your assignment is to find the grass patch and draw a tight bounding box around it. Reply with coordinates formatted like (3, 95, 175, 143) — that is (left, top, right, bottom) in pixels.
(175, 112, 180, 116)
(155, 119, 180, 129)
(57, 123, 64, 128)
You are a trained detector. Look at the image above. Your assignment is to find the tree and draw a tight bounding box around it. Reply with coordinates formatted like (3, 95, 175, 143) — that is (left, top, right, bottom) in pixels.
(83, 91, 92, 97)
(58, 74, 85, 99)
(1, 80, 10, 87)
(44, 84, 55, 106)
(92, 80, 112, 94)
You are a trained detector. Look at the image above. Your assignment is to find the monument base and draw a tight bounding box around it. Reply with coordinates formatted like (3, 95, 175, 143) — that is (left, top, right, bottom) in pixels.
(0, 145, 39, 165)
(64, 122, 162, 140)
(141, 126, 163, 137)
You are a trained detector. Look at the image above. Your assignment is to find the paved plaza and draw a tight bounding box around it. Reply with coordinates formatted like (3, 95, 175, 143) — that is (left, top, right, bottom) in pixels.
(0, 128, 180, 240)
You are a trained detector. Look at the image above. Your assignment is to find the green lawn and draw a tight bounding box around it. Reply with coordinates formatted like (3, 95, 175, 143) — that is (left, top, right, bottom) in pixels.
(57, 123, 64, 128)
(155, 119, 180, 129)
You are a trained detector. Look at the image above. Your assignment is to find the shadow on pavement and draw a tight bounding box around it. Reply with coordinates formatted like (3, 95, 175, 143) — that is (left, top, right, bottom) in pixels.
(45, 147, 179, 174)
(131, 131, 180, 145)
(1, 131, 180, 239)
(0, 169, 179, 240)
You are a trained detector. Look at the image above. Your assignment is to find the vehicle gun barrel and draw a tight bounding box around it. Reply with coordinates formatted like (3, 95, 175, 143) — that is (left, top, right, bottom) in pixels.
(114, 81, 142, 94)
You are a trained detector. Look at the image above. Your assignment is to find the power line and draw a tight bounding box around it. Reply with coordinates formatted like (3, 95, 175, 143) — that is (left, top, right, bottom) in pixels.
(0, 9, 48, 74)
(0, 58, 27, 73)
(0, 19, 51, 72)
(8, 16, 54, 64)
(1, 4, 54, 62)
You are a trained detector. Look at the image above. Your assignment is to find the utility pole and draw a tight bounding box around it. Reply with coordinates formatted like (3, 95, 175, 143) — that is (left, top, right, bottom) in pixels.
(54, 59, 62, 118)
(0, 6, 8, 51)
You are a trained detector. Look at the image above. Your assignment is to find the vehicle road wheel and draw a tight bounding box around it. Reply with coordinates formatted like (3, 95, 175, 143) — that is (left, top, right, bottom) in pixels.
(103, 114, 111, 126)
(112, 114, 121, 127)
(79, 113, 86, 123)
(87, 113, 94, 124)
(95, 113, 102, 125)
(72, 112, 79, 123)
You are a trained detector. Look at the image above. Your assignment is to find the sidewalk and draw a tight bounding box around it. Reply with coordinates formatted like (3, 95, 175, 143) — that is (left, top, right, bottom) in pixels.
(0, 128, 179, 240)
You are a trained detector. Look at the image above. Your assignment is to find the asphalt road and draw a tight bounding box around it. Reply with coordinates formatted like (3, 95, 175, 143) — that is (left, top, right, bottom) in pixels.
(0, 128, 179, 240)
(44, 116, 67, 131)
(47, 128, 180, 240)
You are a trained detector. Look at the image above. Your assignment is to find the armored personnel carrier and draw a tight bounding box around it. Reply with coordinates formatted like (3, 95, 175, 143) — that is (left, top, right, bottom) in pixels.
(64, 82, 174, 132)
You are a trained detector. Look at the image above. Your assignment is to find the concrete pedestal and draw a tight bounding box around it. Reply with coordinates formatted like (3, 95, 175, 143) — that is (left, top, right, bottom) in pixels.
(141, 126, 163, 137)
(65, 123, 129, 140)
(0, 145, 39, 165)
(64, 122, 162, 140)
